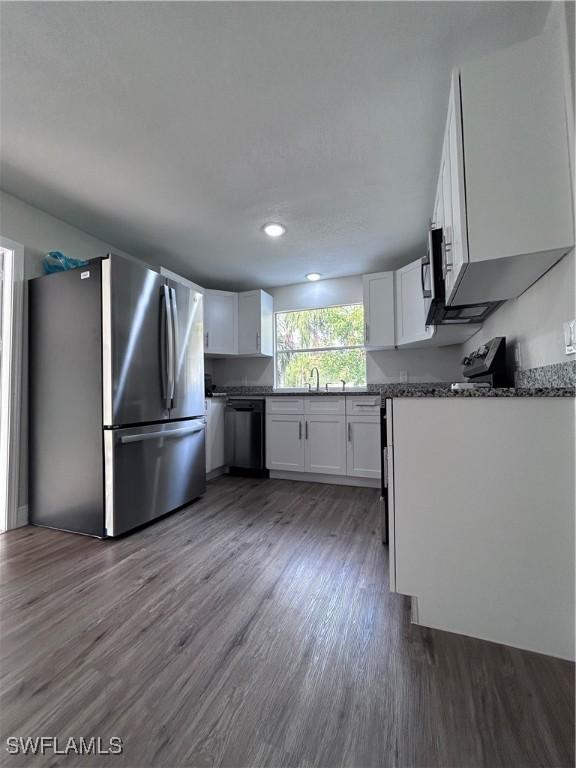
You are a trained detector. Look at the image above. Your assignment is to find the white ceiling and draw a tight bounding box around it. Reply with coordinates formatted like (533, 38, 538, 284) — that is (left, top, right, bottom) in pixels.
(0, 1, 550, 290)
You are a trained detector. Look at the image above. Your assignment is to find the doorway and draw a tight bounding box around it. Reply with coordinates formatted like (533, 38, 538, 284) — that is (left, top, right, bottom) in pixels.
(0, 237, 24, 532)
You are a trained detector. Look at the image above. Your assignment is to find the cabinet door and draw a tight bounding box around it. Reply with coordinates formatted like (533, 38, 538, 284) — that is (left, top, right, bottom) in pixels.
(238, 290, 273, 357)
(362, 271, 395, 350)
(444, 73, 469, 304)
(205, 290, 238, 355)
(346, 416, 381, 479)
(395, 259, 434, 347)
(205, 400, 212, 472)
(209, 399, 226, 471)
(266, 414, 305, 471)
(304, 415, 347, 475)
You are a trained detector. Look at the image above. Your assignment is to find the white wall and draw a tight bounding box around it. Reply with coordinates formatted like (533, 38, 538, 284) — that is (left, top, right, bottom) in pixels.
(0, 191, 137, 510)
(462, 249, 575, 370)
(212, 274, 462, 386)
(1, 190, 134, 277)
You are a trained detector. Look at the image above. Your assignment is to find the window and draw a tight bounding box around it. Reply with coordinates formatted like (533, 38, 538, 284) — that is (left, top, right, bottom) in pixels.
(275, 304, 366, 389)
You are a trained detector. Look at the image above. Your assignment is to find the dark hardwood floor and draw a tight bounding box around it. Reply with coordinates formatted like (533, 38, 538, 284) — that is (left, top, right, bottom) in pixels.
(0, 476, 573, 767)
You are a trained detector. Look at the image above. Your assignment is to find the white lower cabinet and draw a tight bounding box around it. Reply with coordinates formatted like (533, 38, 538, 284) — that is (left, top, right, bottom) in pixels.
(346, 415, 381, 479)
(265, 414, 305, 471)
(265, 398, 381, 483)
(306, 415, 347, 475)
(205, 398, 226, 473)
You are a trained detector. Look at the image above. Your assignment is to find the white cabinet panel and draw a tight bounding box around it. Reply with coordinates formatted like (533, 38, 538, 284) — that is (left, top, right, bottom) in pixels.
(346, 396, 381, 415)
(204, 290, 238, 355)
(305, 415, 346, 475)
(238, 290, 273, 357)
(362, 272, 395, 350)
(304, 396, 346, 415)
(394, 259, 434, 347)
(389, 398, 575, 660)
(266, 414, 305, 471)
(266, 397, 305, 415)
(444, 72, 468, 303)
(346, 415, 381, 479)
(205, 398, 226, 473)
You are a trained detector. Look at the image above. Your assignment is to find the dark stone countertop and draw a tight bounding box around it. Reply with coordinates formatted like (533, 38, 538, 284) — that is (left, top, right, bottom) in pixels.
(380, 386, 574, 398)
(211, 385, 575, 400)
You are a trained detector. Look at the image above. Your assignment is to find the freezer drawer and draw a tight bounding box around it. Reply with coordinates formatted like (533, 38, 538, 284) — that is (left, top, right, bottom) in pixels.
(104, 419, 206, 536)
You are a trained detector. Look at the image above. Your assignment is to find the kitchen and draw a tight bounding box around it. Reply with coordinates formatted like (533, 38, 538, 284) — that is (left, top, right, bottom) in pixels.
(0, 2, 574, 767)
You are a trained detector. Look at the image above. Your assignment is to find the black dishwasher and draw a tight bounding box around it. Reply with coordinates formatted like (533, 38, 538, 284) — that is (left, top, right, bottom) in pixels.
(224, 399, 268, 477)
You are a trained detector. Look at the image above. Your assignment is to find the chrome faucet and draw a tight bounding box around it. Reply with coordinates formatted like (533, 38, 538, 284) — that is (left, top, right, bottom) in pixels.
(340, 379, 346, 392)
(310, 367, 320, 392)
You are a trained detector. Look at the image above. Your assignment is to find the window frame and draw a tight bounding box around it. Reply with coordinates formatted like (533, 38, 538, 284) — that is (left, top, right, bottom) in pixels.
(273, 302, 366, 390)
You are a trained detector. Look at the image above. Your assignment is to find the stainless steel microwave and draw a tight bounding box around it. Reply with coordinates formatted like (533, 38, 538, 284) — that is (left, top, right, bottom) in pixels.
(421, 226, 501, 325)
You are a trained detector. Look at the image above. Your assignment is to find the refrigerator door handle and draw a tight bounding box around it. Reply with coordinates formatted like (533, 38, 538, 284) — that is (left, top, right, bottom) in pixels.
(120, 424, 205, 444)
(169, 286, 179, 408)
(160, 287, 169, 407)
(162, 284, 175, 410)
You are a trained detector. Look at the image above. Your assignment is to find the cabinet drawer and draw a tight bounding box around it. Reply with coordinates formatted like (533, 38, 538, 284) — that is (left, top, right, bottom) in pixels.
(266, 397, 305, 415)
(304, 397, 346, 415)
(346, 396, 381, 415)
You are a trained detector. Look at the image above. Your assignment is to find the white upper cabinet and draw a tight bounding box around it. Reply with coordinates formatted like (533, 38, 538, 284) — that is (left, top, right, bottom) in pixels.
(238, 290, 273, 357)
(204, 290, 238, 355)
(362, 271, 395, 350)
(394, 258, 434, 347)
(438, 31, 574, 306)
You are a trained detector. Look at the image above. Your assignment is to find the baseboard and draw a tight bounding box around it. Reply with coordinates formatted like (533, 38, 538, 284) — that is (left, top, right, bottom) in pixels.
(206, 467, 227, 481)
(15, 504, 28, 528)
(410, 596, 419, 624)
(269, 471, 380, 488)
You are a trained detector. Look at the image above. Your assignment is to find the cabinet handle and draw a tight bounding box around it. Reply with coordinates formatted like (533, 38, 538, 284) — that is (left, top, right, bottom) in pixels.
(348, 422, 352, 442)
(256, 331, 260, 350)
(299, 421, 302, 440)
(205, 331, 209, 348)
(305, 421, 308, 440)
(365, 322, 369, 343)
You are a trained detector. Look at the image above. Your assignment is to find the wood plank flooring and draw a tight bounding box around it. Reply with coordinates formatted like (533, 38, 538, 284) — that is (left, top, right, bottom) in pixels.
(0, 476, 573, 768)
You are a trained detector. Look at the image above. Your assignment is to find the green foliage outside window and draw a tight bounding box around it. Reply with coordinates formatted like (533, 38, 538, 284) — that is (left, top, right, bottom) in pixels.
(275, 305, 366, 388)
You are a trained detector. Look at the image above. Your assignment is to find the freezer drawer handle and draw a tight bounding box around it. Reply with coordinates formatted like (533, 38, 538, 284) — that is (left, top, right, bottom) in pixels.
(120, 425, 205, 444)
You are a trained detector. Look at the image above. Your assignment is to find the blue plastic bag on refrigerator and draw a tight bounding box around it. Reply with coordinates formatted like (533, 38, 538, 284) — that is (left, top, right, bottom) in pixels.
(43, 251, 89, 274)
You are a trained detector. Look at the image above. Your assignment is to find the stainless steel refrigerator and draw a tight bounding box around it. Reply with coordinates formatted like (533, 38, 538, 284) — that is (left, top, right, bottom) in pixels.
(29, 254, 206, 537)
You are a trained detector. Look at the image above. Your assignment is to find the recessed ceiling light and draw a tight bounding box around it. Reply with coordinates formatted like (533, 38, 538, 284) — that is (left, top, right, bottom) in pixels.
(306, 272, 321, 282)
(262, 222, 286, 238)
